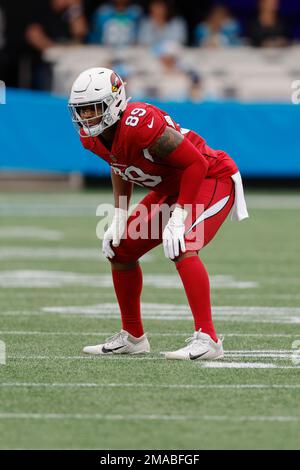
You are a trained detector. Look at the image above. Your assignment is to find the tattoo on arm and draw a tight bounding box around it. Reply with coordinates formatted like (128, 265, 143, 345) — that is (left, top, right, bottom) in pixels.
(149, 127, 184, 159)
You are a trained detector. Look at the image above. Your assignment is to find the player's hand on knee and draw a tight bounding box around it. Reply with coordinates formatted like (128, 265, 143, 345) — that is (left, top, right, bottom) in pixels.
(102, 208, 128, 259)
(163, 206, 188, 260)
(102, 226, 116, 259)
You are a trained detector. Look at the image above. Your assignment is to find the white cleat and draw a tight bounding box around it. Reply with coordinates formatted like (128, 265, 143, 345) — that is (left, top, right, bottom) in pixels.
(162, 330, 224, 361)
(83, 330, 150, 356)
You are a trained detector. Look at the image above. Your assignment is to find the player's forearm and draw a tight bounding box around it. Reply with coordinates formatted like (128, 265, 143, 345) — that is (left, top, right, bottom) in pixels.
(111, 170, 133, 210)
(177, 160, 208, 206)
(165, 138, 209, 205)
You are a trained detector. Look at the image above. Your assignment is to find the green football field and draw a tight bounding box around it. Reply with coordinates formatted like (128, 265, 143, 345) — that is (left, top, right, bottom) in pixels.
(0, 190, 299, 450)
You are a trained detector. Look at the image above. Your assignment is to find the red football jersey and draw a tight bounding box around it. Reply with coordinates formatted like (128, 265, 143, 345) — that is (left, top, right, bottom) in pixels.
(80, 102, 238, 196)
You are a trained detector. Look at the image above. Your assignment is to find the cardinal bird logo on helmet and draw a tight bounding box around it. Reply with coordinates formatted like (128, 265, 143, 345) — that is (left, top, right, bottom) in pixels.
(111, 72, 122, 93)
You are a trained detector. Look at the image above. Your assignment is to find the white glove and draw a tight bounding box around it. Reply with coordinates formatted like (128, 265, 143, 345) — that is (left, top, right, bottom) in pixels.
(102, 208, 128, 259)
(163, 206, 188, 260)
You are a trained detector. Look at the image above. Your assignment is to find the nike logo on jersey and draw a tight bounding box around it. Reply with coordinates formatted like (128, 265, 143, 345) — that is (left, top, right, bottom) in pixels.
(102, 345, 126, 354)
(148, 117, 155, 129)
(189, 351, 209, 360)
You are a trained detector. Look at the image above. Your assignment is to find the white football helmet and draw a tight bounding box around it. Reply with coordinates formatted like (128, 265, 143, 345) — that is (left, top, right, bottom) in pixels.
(68, 67, 128, 137)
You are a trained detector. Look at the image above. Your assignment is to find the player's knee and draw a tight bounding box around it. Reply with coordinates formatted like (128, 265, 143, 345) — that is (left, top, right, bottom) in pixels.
(172, 251, 198, 263)
(110, 260, 139, 271)
(109, 250, 138, 268)
(107, 243, 137, 267)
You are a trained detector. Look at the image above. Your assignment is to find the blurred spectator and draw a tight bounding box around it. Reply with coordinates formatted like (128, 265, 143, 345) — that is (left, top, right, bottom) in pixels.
(24, 0, 88, 89)
(25, 0, 88, 52)
(0, 4, 7, 86)
(0, 0, 24, 87)
(128, 41, 203, 101)
(0, 5, 5, 50)
(195, 4, 241, 47)
(138, 0, 187, 48)
(88, 0, 142, 46)
(248, 0, 288, 47)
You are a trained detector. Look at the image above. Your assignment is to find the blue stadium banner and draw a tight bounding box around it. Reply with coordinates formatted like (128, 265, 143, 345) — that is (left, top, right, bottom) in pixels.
(0, 89, 299, 178)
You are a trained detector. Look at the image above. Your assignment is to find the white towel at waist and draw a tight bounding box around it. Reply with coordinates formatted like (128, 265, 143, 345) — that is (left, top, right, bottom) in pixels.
(230, 171, 249, 222)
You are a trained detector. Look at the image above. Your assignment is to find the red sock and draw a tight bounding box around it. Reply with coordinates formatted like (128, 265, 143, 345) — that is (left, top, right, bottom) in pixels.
(112, 264, 144, 338)
(176, 256, 218, 342)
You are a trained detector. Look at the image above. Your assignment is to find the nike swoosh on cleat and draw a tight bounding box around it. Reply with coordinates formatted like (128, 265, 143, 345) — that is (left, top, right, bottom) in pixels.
(189, 351, 210, 361)
(102, 345, 126, 354)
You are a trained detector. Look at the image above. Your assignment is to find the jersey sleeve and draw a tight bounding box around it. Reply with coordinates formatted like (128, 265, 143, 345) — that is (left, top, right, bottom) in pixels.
(124, 105, 167, 152)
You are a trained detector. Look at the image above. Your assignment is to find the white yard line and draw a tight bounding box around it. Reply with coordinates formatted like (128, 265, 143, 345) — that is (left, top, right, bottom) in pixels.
(0, 311, 44, 316)
(0, 227, 63, 240)
(201, 362, 298, 369)
(0, 271, 257, 289)
(0, 331, 115, 336)
(221, 333, 300, 338)
(2, 303, 300, 325)
(0, 248, 102, 261)
(6, 355, 300, 368)
(0, 248, 154, 262)
(0, 382, 299, 390)
(0, 205, 97, 217)
(224, 354, 293, 359)
(42, 304, 300, 318)
(219, 294, 300, 301)
(0, 413, 299, 422)
(3, 312, 300, 324)
(226, 350, 295, 353)
(5, 351, 297, 360)
(8, 355, 162, 361)
(1, 315, 300, 325)
(0, 292, 114, 297)
(1, 331, 300, 339)
(3, 292, 297, 300)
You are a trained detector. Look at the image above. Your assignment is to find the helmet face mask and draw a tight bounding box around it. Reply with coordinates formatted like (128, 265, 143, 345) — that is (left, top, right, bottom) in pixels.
(69, 95, 114, 137)
(68, 68, 128, 138)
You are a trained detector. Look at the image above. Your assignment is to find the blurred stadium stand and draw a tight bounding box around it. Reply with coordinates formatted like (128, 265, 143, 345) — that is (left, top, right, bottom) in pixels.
(1, 0, 300, 189)
(44, 45, 300, 101)
(2, 0, 300, 91)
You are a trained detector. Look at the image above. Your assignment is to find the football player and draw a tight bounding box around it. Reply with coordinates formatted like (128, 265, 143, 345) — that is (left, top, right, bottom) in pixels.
(69, 67, 249, 360)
